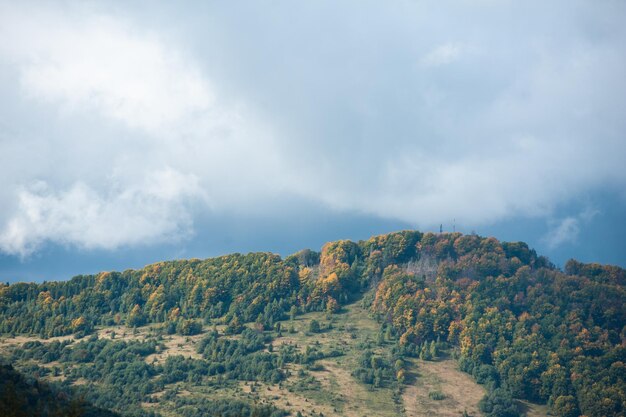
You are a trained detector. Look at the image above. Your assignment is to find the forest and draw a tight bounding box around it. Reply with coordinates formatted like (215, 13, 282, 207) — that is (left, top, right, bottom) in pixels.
(1, 230, 624, 417)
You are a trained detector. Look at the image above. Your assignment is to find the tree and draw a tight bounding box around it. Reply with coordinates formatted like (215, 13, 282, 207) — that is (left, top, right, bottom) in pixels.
(127, 305, 145, 327)
(479, 388, 519, 417)
(71, 317, 87, 333)
(225, 315, 244, 335)
(309, 319, 321, 334)
(396, 369, 406, 384)
(552, 395, 580, 417)
(177, 319, 202, 336)
(326, 297, 340, 314)
(385, 326, 393, 341)
(429, 340, 438, 359)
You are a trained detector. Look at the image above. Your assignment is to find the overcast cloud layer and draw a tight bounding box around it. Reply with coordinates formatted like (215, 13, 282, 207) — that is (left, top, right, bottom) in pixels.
(0, 1, 625, 274)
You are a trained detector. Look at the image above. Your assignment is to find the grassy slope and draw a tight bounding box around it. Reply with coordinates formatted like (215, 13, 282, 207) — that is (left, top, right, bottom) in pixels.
(402, 358, 484, 417)
(0, 296, 537, 417)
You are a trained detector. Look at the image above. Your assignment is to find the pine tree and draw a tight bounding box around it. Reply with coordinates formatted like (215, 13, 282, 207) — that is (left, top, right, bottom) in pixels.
(429, 340, 438, 359)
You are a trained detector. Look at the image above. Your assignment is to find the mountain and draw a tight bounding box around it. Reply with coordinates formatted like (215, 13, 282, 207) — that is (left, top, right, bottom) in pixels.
(0, 230, 624, 417)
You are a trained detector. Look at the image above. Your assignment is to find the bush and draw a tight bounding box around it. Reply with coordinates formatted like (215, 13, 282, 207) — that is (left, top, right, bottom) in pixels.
(177, 319, 202, 336)
(428, 391, 446, 400)
(308, 319, 321, 333)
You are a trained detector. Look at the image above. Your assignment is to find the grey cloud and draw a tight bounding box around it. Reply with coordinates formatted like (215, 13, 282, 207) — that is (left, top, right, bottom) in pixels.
(0, 1, 625, 257)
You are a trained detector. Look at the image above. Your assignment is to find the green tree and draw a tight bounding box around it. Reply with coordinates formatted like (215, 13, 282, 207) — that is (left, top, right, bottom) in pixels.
(225, 315, 244, 335)
(429, 340, 438, 359)
(309, 319, 321, 333)
(127, 305, 145, 327)
(552, 395, 580, 417)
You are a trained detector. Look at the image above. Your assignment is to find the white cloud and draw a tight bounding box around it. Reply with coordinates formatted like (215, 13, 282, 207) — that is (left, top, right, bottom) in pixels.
(0, 168, 204, 257)
(0, 5, 213, 135)
(542, 207, 599, 249)
(543, 217, 580, 249)
(419, 42, 464, 67)
(0, 3, 290, 256)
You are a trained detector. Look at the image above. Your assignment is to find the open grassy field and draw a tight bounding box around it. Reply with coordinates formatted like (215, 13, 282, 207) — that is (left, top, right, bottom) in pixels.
(402, 357, 485, 417)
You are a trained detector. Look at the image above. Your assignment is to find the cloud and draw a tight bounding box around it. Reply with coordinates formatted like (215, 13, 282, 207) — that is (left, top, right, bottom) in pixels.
(419, 42, 464, 67)
(0, 1, 625, 258)
(0, 5, 213, 136)
(0, 3, 289, 256)
(543, 207, 599, 249)
(544, 217, 580, 249)
(266, 1, 626, 227)
(0, 168, 204, 257)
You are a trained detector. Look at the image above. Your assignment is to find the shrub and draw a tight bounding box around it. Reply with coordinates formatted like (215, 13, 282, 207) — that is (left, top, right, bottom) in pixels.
(428, 391, 446, 400)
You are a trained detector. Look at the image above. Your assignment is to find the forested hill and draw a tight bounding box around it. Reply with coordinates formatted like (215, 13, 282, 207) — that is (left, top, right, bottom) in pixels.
(1, 230, 625, 417)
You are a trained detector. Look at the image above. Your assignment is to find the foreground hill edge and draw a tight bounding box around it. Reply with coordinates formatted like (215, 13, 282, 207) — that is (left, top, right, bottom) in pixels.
(1, 230, 625, 417)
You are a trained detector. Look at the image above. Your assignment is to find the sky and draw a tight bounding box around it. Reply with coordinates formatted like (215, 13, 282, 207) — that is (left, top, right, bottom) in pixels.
(0, 1, 625, 283)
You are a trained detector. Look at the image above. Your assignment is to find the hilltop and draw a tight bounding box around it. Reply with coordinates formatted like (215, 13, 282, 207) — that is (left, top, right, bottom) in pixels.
(1, 230, 624, 417)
